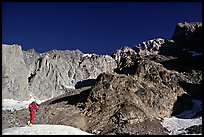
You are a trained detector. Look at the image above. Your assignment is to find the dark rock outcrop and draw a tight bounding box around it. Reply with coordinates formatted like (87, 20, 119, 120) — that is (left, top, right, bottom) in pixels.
(185, 125, 202, 134)
(78, 67, 189, 134)
(111, 46, 140, 75)
(172, 22, 202, 52)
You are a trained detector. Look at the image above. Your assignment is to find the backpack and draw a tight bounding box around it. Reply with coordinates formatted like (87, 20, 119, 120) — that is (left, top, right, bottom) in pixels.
(29, 102, 38, 112)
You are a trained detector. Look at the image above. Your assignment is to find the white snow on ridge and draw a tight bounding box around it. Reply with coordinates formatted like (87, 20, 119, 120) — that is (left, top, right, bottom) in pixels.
(2, 124, 93, 135)
(83, 53, 95, 58)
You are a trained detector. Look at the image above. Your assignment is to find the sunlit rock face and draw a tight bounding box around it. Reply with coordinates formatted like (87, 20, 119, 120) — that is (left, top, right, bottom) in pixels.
(2, 44, 31, 101)
(2, 44, 117, 101)
(133, 38, 175, 57)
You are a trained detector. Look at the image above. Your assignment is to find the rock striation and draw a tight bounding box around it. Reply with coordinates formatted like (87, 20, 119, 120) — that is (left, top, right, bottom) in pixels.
(2, 44, 117, 101)
(2, 45, 31, 101)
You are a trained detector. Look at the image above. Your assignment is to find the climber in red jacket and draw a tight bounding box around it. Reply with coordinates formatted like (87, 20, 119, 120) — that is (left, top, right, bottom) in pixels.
(27, 101, 38, 127)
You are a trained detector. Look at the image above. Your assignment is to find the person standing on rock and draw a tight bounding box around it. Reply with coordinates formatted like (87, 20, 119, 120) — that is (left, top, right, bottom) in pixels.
(27, 100, 39, 127)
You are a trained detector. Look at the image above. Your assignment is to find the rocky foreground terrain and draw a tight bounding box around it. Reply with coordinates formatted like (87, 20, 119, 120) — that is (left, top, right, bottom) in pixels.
(2, 22, 202, 135)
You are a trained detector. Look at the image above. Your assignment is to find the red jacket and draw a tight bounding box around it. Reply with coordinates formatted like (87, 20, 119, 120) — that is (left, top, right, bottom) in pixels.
(29, 102, 38, 112)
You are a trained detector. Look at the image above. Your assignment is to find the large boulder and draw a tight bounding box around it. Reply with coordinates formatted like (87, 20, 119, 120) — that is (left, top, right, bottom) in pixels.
(80, 58, 192, 134)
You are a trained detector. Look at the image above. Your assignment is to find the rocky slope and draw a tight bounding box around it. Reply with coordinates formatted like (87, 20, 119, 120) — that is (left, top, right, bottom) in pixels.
(2, 22, 202, 135)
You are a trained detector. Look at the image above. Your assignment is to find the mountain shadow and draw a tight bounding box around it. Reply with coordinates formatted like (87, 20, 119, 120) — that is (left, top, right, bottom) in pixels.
(160, 55, 202, 73)
(179, 81, 202, 100)
(49, 89, 91, 105)
(75, 79, 96, 89)
(171, 81, 202, 118)
(171, 93, 194, 118)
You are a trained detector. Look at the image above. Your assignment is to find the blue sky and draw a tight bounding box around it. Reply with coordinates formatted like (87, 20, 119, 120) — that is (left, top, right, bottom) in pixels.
(2, 2, 202, 55)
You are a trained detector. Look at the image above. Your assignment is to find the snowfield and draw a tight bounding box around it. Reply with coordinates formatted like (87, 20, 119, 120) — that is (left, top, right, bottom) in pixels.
(161, 116, 202, 135)
(2, 125, 93, 135)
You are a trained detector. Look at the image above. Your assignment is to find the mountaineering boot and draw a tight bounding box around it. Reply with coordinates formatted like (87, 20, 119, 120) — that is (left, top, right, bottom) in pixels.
(28, 123, 33, 127)
(27, 121, 33, 127)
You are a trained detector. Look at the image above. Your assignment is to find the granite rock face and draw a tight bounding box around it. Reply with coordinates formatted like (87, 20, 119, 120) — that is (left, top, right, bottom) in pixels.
(2, 45, 31, 100)
(2, 45, 117, 101)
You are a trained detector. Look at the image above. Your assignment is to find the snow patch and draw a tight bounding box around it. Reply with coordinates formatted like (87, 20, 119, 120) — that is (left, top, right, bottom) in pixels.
(161, 116, 202, 135)
(2, 124, 93, 135)
(2, 98, 45, 112)
(83, 53, 95, 58)
(161, 99, 202, 135)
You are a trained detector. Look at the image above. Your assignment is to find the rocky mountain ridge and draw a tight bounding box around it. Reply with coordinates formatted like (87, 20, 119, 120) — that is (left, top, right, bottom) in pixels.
(2, 22, 202, 135)
(2, 45, 117, 101)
